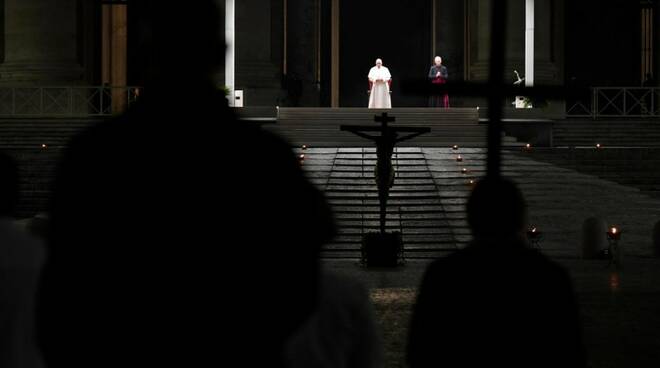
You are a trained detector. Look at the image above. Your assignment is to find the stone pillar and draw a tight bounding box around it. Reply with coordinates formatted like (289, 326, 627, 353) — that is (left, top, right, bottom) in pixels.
(0, 0, 84, 85)
(225, 0, 235, 104)
(525, 0, 534, 87)
(102, 4, 128, 113)
(466, 0, 562, 84)
(235, 0, 284, 106)
(331, 0, 339, 107)
(435, 0, 466, 84)
(286, 0, 320, 106)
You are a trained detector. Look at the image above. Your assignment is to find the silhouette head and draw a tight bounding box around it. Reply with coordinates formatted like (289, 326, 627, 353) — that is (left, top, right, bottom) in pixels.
(375, 58, 383, 68)
(434, 56, 442, 66)
(467, 177, 526, 241)
(0, 151, 18, 217)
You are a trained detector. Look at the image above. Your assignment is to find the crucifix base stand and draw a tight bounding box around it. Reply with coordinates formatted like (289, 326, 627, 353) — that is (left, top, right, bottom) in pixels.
(361, 232, 404, 268)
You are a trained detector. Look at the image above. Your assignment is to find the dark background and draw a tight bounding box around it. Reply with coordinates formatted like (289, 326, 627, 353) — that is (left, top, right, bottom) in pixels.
(339, 0, 432, 107)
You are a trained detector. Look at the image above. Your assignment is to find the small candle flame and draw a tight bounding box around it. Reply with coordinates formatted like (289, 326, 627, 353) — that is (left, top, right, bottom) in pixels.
(610, 272, 620, 292)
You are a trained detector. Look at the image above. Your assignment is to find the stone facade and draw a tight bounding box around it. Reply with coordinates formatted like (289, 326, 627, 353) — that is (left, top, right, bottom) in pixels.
(0, 0, 651, 107)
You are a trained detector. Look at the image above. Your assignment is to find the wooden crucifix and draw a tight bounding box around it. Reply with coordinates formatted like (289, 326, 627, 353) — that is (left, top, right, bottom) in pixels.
(341, 112, 430, 234)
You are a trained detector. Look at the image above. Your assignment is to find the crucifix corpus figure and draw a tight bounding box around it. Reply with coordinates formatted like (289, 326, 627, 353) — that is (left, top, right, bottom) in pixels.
(341, 113, 430, 234)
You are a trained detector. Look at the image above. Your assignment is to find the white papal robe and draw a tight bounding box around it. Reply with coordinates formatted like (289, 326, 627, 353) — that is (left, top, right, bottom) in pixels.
(368, 66, 392, 108)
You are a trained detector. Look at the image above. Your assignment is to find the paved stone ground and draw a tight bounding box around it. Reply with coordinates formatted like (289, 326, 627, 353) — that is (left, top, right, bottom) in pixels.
(425, 147, 660, 258)
(304, 146, 660, 367)
(325, 258, 660, 368)
(301, 147, 660, 259)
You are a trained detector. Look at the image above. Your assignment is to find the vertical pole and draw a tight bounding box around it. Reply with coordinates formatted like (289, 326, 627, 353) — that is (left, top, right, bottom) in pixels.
(487, 0, 508, 178)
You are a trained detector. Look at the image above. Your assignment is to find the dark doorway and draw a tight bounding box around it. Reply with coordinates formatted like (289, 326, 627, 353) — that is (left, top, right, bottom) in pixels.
(339, 0, 432, 107)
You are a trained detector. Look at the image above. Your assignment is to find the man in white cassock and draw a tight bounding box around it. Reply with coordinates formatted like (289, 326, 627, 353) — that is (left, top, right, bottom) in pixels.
(368, 58, 392, 108)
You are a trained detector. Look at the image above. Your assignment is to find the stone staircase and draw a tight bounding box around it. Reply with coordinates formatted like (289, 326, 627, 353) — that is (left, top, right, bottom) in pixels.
(301, 147, 458, 259)
(0, 118, 99, 150)
(0, 118, 103, 217)
(554, 120, 660, 147)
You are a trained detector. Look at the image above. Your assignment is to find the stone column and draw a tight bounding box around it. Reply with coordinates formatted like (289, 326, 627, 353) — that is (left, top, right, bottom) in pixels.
(435, 0, 466, 83)
(101, 4, 127, 113)
(0, 0, 84, 85)
(235, 0, 284, 106)
(225, 0, 235, 104)
(525, 0, 534, 87)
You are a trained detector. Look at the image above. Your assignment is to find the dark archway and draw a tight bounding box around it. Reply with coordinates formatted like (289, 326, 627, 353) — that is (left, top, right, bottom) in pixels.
(339, 0, 432, 107)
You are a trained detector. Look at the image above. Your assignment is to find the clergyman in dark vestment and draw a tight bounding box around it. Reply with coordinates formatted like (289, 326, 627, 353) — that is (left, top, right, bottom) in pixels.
(428, 56, 449, 108)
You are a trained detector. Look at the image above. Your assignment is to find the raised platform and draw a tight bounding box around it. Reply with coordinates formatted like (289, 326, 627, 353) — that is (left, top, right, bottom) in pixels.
(260, 107, 521, 147)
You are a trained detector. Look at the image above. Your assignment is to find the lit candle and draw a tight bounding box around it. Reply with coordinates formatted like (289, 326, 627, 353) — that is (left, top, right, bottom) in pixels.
(525, 143, 531, 150)
(609, 272, 620, 292)
(461, 168, 468, 174)
(456, 155, 463, 162)
(41, 144, 47, 149)
(596, 143, 602, 149)
(302, 145, 308, 151)
(452, 145, 459, 150)
(299, 154, 305, 160)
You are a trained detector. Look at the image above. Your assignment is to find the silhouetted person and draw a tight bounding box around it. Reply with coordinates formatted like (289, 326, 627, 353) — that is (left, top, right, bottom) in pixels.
(37, 2, 334, 368)
(407, 177, 586, 368)
(0, 152, 45, 368)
